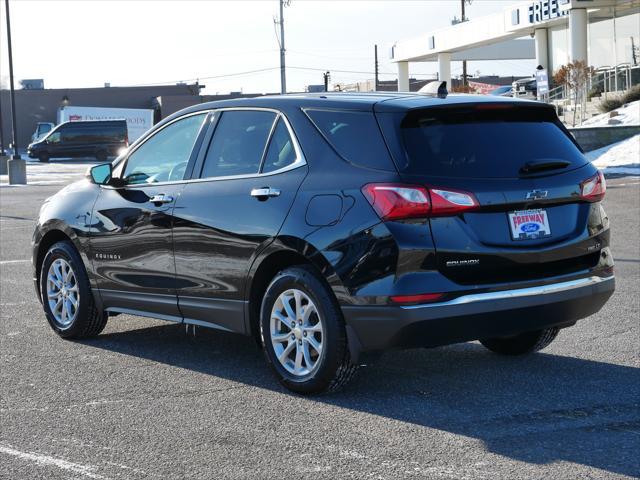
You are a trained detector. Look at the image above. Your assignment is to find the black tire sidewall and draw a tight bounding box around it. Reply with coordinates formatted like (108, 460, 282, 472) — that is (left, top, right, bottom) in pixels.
(40, 241, 94, 338)
(260, 267, 345, 394)
(480, 328, 556, 355)
(38, 152, 49, 163)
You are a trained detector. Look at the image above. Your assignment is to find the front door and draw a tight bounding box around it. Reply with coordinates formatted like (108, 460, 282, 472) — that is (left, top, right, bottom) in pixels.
(90, 111, 209, 319)
(172, 110, 307, 333)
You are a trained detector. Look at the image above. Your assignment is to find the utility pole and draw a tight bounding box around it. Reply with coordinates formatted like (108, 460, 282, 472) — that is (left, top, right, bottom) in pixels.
(4, 0, 19, 159)
(0, 91, 5, 155)
(374, 44, 379, 91)
(323, 71, 330, 92)
(276, 0, 289, 94)
(4, 0, 26, 184)
(460, 0, 471, 89)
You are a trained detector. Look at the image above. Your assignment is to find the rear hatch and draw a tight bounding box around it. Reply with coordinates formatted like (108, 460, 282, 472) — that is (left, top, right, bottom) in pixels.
(375, 101, 606, 286)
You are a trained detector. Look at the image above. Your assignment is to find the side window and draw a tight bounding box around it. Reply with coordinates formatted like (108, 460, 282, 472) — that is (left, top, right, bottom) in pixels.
(261, 118, 297, 173)
(200, 110, 276, 178)
(47, 131, 61, 144)
(122, 113, 206, 185)
(60, 128, 76, 143)
(304, 109, 395, 171)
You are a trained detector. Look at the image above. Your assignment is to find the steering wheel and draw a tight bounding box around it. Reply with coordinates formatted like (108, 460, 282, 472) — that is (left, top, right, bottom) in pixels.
(168, 161, 188, 181)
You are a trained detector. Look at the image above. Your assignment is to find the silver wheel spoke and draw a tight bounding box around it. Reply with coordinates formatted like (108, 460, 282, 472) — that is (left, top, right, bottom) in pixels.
(302, 304, 316, 325)
(294, 345, 303, 373)
(64, 265, 73, 282)
(282, 294, 296, 321)
(307, 336, 322, 355)
(302, 342, 313, 369)
(68, 294, 78, 308)
(294, 290, 302, 319)
(307, 322, 322, 333)
(53, 263, 64, 282)
(272, 311, 290, 330)
(278, 340, 295, 363)
(271, 332, 290, 343)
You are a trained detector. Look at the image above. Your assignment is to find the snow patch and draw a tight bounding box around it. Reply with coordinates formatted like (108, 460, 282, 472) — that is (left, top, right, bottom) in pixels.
(585, 134, 640, 176)
(578, 100, 640, 128)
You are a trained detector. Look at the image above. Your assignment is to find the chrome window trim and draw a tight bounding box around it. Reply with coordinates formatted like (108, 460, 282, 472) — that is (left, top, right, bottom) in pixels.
(401, 275, 615, 310)
(113, 109, 212, 171)
(258, 114, 281, 173)
(103, 107, 306, 190)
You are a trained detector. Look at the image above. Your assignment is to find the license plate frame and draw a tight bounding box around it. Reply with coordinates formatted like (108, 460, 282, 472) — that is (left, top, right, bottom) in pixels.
(508, 208, 551, 241)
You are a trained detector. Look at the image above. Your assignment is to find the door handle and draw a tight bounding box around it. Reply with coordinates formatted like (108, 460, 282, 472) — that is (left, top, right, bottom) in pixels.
(149, 194, 174, 205)
(250, 187, 281, 198)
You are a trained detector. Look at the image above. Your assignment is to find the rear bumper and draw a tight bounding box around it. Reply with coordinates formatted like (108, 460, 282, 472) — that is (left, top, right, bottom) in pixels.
(342, 275, 615, 357)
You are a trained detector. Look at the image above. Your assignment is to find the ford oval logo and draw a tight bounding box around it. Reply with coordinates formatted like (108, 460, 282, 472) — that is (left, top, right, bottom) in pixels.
(522, 223, 540, 233)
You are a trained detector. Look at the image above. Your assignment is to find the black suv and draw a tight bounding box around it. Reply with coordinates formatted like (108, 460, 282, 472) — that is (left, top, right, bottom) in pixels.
(32, 91, 614, 393)
(28, 120, 128, 162)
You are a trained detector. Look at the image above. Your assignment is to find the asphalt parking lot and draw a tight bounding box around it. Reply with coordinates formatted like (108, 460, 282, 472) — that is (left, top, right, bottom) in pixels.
(1, 165, 639, 480)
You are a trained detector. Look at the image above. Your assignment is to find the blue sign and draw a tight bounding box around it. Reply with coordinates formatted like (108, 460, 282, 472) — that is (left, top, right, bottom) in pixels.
(536, 69, 549, 95)
(528, 0, 569, 24)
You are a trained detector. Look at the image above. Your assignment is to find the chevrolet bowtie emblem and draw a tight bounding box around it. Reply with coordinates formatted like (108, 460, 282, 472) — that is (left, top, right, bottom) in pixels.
(526, 189, 548, 200)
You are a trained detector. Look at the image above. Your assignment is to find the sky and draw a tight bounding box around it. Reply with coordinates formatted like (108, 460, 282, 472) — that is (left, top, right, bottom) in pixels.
(0, 0, 536, 94)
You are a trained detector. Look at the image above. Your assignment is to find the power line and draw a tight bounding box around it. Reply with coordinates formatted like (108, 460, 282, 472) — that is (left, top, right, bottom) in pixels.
(107, 65, 442, 90)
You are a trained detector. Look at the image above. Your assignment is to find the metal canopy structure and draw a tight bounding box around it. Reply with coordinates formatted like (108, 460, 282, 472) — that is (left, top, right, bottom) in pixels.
(391, 0, 639, 91)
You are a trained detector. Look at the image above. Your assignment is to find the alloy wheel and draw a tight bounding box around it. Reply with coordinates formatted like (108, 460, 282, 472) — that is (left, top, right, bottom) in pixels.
(46, 258, 79, 328)
(270, 288, 324, 377)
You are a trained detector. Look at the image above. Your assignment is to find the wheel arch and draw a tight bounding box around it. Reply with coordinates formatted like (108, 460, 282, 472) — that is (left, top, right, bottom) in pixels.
(34, 225, 84, 301)
(244, 237, 345, 341)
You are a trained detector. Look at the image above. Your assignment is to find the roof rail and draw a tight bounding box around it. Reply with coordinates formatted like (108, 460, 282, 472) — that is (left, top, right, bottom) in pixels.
(418, 81, 448, 98)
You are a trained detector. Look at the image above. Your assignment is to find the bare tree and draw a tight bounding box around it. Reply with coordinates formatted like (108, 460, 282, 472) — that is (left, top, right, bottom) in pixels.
(553, 61, 594, 126)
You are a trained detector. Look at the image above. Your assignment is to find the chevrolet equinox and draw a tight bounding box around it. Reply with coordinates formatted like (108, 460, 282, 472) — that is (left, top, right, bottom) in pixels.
(33, 90, 615, 393)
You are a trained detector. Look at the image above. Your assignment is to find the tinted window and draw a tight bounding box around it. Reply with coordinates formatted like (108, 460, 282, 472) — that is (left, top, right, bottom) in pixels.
(398, 106, 586, 178)
(200, 110, 276, 178)
(61, 125, 125, 144)
(261, 118, 297, 173)
(123, 113, 206, 185)
(305, 109, 394, 171)
(38, 124, 52, 135)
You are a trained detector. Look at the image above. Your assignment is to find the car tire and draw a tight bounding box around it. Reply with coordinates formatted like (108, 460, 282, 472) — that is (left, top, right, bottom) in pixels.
(259, 265, 358, 394)
(480, 327, 559, 355)
(38, 152, 49, 163)
(40, 240, 107, 339)
(95, 150, 108, 162)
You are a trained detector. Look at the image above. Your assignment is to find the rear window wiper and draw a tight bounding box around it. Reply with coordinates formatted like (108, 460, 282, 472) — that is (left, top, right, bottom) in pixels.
(519, 159, 571, 175)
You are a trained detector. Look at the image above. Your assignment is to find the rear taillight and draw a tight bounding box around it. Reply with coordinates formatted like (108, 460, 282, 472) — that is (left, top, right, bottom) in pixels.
(362, 183, 479, 220)
(580, 171, 606, 202)
(429, 188, 479, 217)
(361, 184, 430, 221)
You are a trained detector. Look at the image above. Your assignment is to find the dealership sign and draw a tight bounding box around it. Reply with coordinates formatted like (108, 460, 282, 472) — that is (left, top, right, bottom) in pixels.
(528, 0, 569, 24)
(535, 69, 549, 95)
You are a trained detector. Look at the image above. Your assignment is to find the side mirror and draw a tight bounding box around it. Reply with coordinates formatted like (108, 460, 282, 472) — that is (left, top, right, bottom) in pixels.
(89, 163, 113, 185)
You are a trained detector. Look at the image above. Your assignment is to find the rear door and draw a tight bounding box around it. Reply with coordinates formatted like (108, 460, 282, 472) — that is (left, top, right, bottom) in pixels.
(376, 103, 607, 285)
(172, 109, 307, 333)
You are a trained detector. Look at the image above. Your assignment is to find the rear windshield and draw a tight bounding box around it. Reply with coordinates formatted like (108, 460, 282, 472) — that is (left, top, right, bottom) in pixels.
(395, 106, 586, 178)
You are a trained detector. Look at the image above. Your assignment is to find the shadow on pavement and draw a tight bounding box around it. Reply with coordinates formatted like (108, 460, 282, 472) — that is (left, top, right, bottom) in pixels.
(84, 322, 640, 477)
